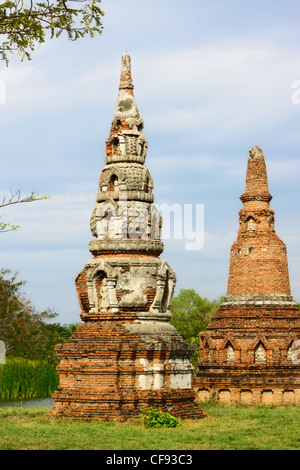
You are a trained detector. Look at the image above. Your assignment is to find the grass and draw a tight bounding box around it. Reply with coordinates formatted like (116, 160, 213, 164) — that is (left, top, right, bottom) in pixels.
(1, 401, 300, 450)
(0, 357, 59, 400)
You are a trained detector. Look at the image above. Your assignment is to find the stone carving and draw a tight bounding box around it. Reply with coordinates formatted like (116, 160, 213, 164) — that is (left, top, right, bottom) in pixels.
(246, 217, 256, 232)
(83, 261, 119, 313)
(99, 278, 109, 310)
(287, 343, 294, 363)
(227, 345, 234, 363)
(255, 344, 266, 364)
(150, 261, 176, 317)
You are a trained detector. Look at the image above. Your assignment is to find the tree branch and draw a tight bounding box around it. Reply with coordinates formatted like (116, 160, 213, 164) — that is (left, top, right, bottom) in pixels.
(0, 0, 104, 64)
(0, 190, 50, 233)
(1, 190, 50, 208)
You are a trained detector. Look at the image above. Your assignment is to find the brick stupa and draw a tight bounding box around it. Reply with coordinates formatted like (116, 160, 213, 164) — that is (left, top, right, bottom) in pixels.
(195, 146, 300, 405)
(49, 53, 205, 420)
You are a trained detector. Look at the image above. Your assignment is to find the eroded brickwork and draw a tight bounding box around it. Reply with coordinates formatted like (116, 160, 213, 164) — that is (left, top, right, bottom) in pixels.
(194, 146, 300, 405)
(227, 146, 291, 296)
(48, 53, 205, 420)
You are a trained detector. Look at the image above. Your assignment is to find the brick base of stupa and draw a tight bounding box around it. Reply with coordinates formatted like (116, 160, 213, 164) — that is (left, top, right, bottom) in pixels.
(48, 317, 206, 420)
(194, 301, 300, 406)
(194, 367, 300, 406)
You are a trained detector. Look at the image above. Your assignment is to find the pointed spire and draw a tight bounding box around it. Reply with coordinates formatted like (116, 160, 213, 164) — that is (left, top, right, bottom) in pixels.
(114, 52, 139, 119)
(119, 51, 134, 90)
(226, 146, 291, 298)
(240, 146, 272, 206)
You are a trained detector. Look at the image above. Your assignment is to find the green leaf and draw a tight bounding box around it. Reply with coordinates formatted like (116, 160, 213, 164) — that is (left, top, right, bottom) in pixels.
(0, 0, 105, 64)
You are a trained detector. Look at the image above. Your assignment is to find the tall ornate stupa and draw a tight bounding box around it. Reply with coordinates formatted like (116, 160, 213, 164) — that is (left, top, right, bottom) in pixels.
(195, 146, 300, 405)
(49, 53, 205, 420)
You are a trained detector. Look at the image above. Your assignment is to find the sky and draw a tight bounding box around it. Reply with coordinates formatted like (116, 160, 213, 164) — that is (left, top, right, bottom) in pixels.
(1, 0, 300, 324)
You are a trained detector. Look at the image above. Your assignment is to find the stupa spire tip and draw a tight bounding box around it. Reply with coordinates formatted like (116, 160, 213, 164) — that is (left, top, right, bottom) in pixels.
(119, 51, 133, 90)
(114, 52, 139, 119)
(249, 146, 263, 159)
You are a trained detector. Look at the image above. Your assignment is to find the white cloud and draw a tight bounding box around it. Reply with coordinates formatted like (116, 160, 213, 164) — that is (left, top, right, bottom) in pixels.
(132, 42, 300, 135)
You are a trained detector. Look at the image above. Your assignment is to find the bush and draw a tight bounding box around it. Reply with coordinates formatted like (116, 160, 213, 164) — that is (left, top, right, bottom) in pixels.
(141, 407, 181, 428)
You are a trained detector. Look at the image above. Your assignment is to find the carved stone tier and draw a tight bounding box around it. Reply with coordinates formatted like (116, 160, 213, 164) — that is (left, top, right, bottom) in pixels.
(89, 239, 164, 255)
(222, 295, 297, 307)
(75, 256, 175, 321)
(96, 191, 154, 203)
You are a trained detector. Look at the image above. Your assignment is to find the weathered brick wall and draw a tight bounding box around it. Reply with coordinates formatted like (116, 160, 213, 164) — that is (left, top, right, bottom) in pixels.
(51, 320, 205, 420)
(227, 235, 291, 296)
(227, 146, 291, 296)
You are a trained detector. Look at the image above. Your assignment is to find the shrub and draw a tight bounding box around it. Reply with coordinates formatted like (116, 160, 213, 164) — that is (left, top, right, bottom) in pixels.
(141, 407, 181, 428)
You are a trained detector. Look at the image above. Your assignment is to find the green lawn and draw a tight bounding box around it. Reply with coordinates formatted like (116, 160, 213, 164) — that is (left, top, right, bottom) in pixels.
(0, 402, 300, 450)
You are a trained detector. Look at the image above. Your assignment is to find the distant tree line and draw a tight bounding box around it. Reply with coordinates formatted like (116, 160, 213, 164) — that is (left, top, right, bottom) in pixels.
(0, 269, 78, 364)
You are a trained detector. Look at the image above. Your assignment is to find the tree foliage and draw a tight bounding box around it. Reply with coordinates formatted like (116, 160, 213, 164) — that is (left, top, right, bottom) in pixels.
(170, 288, 222, 342)
(170, 288, 223, 369)
(0, 0, 104, 64)
(0, 269, 78, 363)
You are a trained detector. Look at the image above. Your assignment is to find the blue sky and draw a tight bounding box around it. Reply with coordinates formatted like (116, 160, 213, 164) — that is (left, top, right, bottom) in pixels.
(1, 0, 300, 324)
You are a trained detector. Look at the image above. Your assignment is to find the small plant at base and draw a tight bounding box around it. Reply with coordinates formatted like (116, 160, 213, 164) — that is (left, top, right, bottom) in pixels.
(140, 407, 181, 428)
